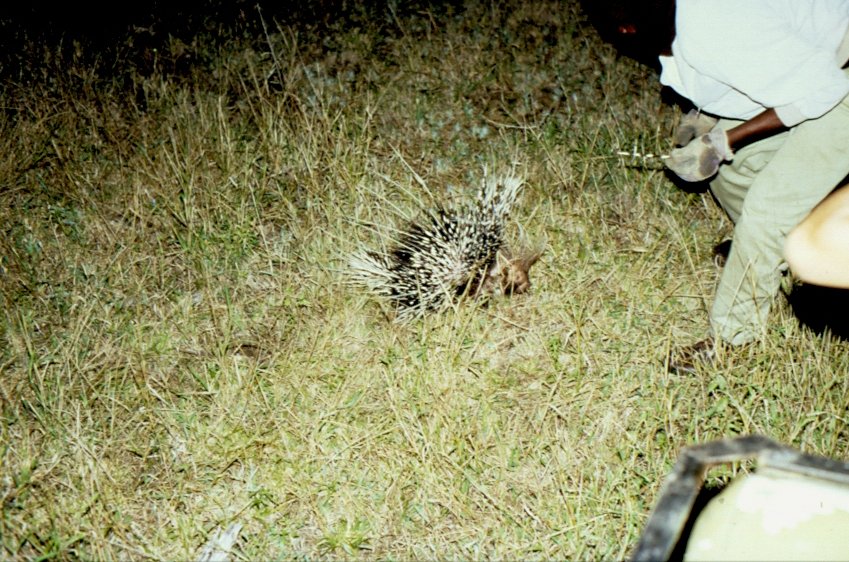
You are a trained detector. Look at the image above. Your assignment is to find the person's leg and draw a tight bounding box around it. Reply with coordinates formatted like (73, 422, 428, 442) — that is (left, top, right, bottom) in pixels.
(785, 184, 849, 288)
(710, 100, 849, 344)
(709, 119, 788, 224)
(669, 124, 789, 373)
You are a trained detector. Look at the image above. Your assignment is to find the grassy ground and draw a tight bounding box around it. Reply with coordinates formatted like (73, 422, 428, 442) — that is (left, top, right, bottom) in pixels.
(2, 1, 848, 559)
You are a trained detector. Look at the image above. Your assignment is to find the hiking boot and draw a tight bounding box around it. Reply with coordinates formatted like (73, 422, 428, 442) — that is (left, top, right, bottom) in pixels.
(668, 338, 717, 375)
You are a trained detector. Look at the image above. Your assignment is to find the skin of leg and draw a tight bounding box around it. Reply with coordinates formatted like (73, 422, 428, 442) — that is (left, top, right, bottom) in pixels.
(785, 184, 849, 288)
(709, 98, 849, 345)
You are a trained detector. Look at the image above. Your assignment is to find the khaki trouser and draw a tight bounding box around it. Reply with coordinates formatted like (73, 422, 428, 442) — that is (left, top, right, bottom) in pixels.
(709, 86, 849, 344)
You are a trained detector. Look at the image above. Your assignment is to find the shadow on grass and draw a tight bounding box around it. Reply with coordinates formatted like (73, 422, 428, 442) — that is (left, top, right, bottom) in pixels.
(787, 283, 849, 341)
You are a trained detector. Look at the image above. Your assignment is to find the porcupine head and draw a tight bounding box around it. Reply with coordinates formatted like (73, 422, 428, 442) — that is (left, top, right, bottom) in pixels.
(349, 173, 542, 321)
(482, 247, 542, 297)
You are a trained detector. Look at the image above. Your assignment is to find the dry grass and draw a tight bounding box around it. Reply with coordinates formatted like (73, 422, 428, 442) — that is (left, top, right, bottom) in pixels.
(2, 1, 848, 559)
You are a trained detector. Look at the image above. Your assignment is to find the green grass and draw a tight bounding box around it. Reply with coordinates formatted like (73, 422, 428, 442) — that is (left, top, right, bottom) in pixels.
(2, 1, 848, 559)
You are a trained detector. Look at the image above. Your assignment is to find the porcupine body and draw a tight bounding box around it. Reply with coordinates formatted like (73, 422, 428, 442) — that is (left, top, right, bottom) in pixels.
(350, 174, 539, 321)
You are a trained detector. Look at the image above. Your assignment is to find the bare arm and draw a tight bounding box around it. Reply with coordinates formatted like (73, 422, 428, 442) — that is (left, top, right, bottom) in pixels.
(726, 108, 787, 151)
(785, 185, 849, 288)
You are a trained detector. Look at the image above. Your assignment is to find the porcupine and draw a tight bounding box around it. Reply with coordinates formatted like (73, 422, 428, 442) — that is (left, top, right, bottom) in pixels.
(349, 174, 541, 321)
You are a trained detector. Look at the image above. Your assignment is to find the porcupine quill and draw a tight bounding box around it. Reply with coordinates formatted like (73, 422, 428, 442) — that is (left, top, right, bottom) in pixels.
(349, 174, 541, 321)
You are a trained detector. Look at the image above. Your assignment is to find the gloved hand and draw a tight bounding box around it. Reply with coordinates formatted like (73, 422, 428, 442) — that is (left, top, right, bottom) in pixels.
(665, 125, 733, 182)
(673, 109, 719, 147)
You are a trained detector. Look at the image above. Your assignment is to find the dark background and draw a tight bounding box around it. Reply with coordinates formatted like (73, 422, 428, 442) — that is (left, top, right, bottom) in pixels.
(0, 0, 427, 80)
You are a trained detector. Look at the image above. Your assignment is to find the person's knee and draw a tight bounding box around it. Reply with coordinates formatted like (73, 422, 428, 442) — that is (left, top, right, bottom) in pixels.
(730, 212, 787, 263)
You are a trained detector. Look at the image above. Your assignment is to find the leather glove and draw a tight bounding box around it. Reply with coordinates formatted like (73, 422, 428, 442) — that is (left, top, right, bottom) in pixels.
(665, 126, 733, 182)
(673, 109, 719, 147)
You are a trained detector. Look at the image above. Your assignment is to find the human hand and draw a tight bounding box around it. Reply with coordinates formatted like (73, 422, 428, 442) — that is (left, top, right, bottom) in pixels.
(665, 126, 733, 182)
(673, 109, 718, 147)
